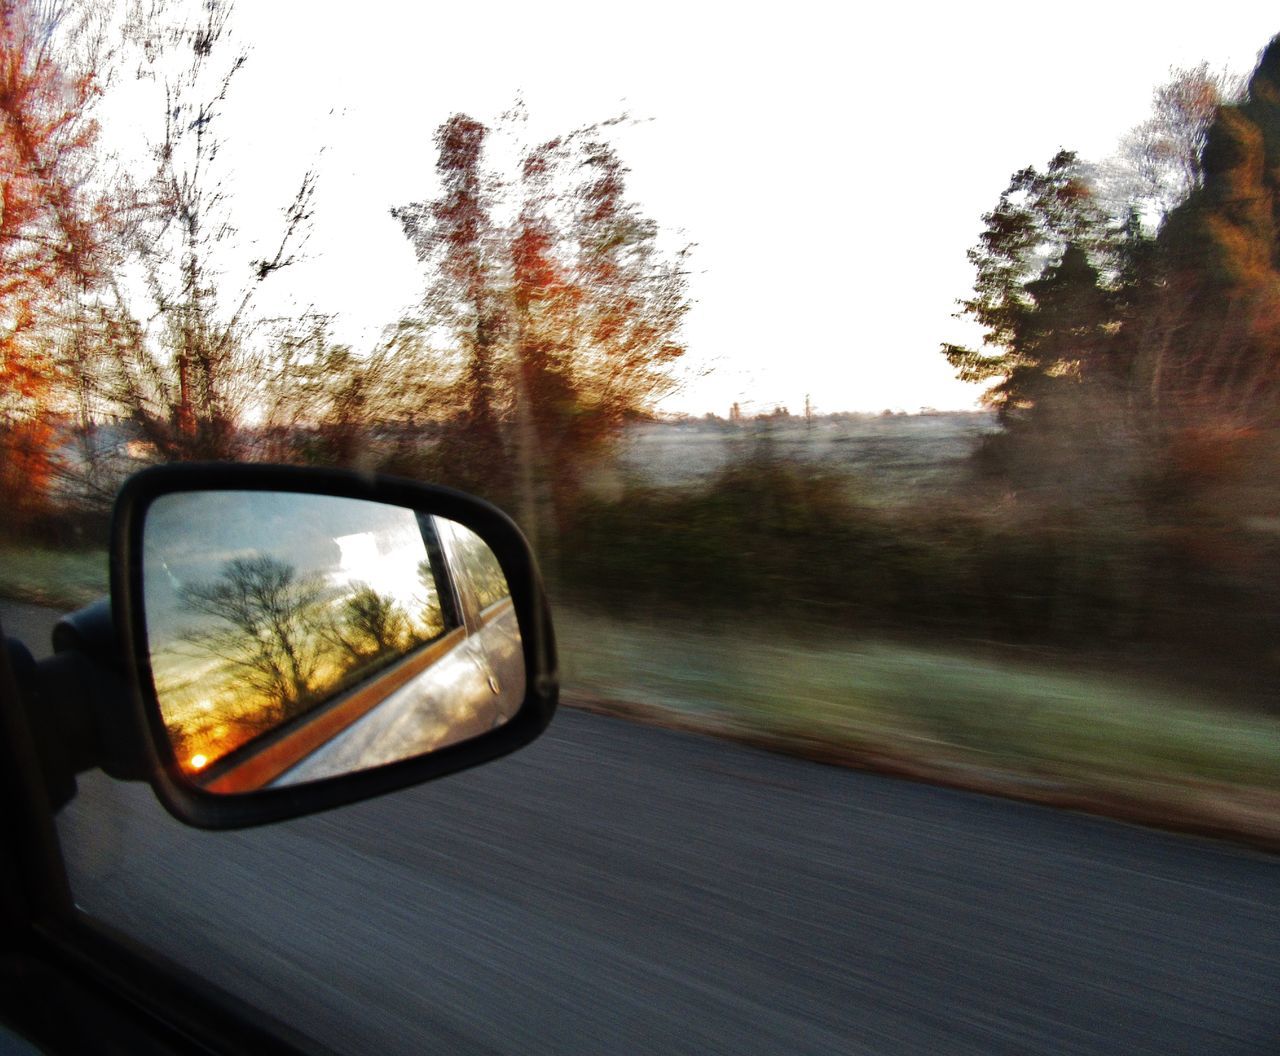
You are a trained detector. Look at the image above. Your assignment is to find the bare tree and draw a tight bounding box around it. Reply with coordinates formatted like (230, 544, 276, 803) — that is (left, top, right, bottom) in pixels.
(1116, 64, 1244, 225)
(101, 0, 316, 461)
(319, 583, 412, 665)
(179, 555, 329, 716)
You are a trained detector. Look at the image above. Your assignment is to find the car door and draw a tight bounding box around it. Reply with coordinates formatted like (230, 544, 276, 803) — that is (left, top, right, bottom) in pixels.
(433, 517, 526, 730)
(0, 612, 316, 1055)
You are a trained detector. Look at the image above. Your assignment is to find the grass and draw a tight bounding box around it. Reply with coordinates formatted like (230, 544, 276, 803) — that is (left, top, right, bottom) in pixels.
(555, 608, 1280, 826)
(0, 545, 108, 609)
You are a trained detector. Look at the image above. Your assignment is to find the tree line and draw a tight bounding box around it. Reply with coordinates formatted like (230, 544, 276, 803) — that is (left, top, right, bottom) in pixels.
(562, 46, 1280, 691)
(0, 0, 688, 549)
(942, 57, 1278, 484)
(927, 47, 1280, 666)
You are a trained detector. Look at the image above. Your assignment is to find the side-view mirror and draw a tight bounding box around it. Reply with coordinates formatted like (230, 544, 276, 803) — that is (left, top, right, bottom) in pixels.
(110, 463, 557, 828)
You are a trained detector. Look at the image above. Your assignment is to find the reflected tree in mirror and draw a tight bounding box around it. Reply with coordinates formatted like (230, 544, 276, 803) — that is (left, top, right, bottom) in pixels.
(325, 584, 414, 665)
(178, 555, 329, 728)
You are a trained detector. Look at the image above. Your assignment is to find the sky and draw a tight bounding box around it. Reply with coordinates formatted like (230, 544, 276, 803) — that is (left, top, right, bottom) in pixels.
(143, 491, 432, 651)
(106, 2, 1280, 417)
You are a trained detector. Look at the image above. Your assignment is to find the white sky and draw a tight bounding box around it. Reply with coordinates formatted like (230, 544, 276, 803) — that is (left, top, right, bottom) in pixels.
(112, 2, 1280, 416)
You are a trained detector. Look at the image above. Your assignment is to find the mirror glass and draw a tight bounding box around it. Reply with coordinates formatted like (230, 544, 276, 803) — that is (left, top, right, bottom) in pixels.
(141, 490, 524, 793)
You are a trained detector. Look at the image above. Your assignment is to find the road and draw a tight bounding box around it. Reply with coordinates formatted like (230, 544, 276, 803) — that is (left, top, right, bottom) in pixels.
(8, 602, 1280, 1054)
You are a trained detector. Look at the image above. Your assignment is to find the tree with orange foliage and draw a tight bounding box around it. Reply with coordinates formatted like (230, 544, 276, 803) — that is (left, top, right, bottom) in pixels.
(570, 138, 688, 434)
(508, 135, 588, 546)
(0, 0, 107, 531)
(393, 114, 511, 496)
(394, 113, 689, 537)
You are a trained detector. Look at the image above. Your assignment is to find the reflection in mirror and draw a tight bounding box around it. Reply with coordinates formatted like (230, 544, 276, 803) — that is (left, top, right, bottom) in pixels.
(143, 491, 523, 794)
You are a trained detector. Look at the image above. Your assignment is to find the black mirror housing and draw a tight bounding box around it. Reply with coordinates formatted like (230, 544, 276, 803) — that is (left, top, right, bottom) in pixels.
(110, 463, 558, 829)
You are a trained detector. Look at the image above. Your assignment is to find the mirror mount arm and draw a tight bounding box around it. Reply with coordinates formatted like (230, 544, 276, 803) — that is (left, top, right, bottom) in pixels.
(6, 600, 148, 811)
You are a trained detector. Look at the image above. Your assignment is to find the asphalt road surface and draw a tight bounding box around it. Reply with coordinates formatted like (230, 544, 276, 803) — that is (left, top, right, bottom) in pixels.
(8, 602, 1280, 1055)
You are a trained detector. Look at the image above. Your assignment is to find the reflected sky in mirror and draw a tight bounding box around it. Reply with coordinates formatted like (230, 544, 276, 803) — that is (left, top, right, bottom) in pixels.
(145, 491, 428, 634)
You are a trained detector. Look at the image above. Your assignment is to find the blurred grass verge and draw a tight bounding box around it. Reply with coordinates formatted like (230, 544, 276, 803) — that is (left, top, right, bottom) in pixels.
(557, 608, 1280, 852)
(1, 546, 1275, 850)
(0, 545, 107, 610)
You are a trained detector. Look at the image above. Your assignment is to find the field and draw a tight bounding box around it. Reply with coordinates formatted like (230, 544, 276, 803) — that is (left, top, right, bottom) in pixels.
(609, 412, 997, 499)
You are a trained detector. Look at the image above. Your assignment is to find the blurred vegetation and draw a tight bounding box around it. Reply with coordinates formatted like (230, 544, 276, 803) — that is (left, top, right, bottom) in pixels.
(555, 431, 1279, 698)
(0, 544, 106, 610)
(545, 46, 1280, 698)
(557, 609, 1280, 791)
(0, 2, 1278, 828)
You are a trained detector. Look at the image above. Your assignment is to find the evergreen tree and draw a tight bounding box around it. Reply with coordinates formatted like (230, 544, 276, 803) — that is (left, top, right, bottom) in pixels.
(942, 151, 1114, 427)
